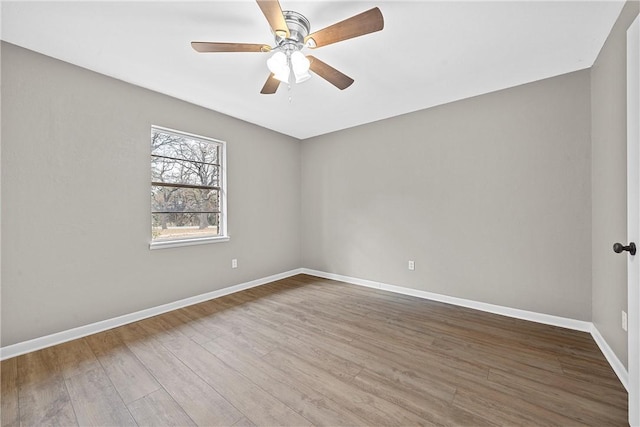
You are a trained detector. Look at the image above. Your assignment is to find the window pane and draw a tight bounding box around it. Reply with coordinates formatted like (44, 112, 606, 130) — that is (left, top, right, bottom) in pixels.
(150, 126, 226, 246)
(151, 186, 219, 213)
(151, 156, 219, 187)
(151, 131, 219, 165)
(152, 213, 220, 241)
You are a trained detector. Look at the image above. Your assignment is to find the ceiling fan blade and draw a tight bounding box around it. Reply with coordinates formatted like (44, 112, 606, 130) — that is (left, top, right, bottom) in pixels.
(307, 56, 354, 90)
(256, 0, 290, 38)
(260, 73, 280, 94)
(191, 42, 271, 53)
(305, 7, 384, 49)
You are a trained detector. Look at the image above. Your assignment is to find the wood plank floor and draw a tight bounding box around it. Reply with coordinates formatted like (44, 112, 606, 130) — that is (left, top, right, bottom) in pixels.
(1, 274, 628, 426)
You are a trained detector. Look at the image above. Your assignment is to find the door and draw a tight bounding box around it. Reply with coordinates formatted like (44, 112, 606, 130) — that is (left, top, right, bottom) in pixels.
(627, 15, 639, 427)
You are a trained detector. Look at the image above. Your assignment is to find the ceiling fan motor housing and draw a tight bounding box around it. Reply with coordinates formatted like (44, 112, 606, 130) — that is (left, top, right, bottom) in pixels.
(277, 11, 311, 50)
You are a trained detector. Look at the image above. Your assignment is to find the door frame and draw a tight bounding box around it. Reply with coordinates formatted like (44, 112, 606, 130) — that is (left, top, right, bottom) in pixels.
(627, 14, 639, 427)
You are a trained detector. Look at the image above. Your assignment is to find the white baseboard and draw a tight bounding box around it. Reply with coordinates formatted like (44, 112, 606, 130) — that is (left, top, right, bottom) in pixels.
(591, 324, 629, 391)
(301, 268, 630, 392)
(0, 268, 303, 361)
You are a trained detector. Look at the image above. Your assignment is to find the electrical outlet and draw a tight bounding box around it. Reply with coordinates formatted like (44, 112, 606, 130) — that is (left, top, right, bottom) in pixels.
(408, 260, 415, 271)
(622, 311, 628, 332)
(232, 259, 238, 269)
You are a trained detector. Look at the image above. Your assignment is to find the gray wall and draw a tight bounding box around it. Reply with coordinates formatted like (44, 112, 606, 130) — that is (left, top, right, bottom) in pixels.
(1, 42, 302, 347)
(591, 0, 639, 369)
(301, 70, 592, 321)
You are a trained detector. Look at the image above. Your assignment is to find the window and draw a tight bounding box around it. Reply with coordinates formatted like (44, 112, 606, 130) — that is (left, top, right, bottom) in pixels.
(150, 126, 227, 249)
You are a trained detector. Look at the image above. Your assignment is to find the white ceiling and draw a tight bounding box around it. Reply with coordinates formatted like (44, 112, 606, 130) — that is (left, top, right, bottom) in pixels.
(1, 1, 625, 139)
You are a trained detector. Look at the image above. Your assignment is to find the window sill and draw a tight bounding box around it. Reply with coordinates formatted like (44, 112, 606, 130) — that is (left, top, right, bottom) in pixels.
(149, 235, 230, 250)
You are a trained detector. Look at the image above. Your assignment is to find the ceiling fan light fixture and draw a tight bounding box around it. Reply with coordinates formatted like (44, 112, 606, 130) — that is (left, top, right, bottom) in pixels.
(267, 51, 290, 82)
(295, 70, 311, 83)
(291, 51, 311, 83)
(291, 51, 310, 73)
(272, 67, 290, 83)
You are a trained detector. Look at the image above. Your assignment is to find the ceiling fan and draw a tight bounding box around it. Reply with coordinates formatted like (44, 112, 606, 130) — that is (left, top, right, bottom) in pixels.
(191, 1, 384, 94)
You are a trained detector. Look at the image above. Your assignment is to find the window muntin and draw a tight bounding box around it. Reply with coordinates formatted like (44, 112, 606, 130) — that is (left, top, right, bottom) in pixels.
(150, 126, 226, 246)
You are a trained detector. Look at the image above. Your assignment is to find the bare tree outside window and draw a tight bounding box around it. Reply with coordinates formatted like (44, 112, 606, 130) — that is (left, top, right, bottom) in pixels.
(151, 126, 226, 243)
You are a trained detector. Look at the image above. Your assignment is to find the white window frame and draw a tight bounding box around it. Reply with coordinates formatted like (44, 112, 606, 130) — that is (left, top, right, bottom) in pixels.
(149, 125, 228, 250)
